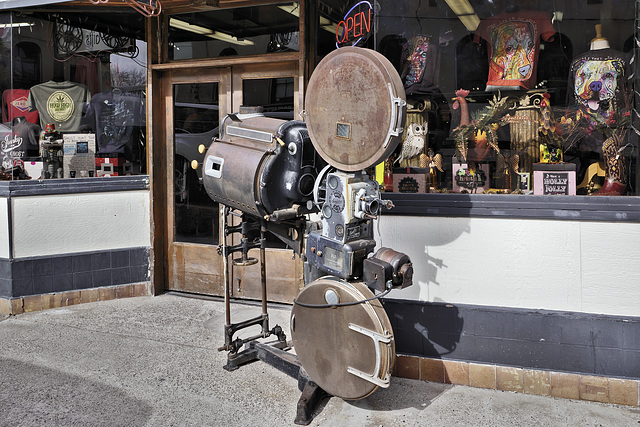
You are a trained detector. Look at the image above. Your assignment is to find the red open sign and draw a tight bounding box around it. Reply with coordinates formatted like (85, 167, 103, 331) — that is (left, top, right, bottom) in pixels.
(336, 1, 374, 48)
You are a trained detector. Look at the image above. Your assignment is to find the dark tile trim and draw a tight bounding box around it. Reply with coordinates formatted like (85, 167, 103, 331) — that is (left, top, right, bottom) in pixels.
(382, 298, 640, 380)
(385, 193, 640, 223)
(0, 247, 149, 298)
(0, 175, 149, 197)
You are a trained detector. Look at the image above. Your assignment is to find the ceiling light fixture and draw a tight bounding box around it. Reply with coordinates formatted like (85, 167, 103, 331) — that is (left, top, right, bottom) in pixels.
(169, 18, 255, 46)
(0, 23, 34, 29)
(444, 0, 480, 31)
(278, 4, 338, 34)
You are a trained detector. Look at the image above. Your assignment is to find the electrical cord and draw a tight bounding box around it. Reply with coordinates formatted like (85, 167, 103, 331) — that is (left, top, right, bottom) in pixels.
(292, 286, 393, 309)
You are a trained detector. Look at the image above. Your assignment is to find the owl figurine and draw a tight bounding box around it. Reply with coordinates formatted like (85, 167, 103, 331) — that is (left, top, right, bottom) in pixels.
(396, 122, 427, 164)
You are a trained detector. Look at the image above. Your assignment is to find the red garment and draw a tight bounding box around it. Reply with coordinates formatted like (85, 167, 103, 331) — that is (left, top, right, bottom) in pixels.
(2, 89, 39, 124)
(474, 11, 556, 90)
(73, 56, 101, 95)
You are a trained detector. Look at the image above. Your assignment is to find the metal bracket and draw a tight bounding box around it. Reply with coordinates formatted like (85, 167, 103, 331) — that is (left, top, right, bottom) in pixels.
(346, 323, 393, 388)
(383, 83, 406, 148)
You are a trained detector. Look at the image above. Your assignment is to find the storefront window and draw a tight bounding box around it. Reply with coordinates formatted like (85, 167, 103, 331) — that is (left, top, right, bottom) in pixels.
(316, 0, 639, 197)
(169, 2, 300, 60)
(0, 11, 147, 180)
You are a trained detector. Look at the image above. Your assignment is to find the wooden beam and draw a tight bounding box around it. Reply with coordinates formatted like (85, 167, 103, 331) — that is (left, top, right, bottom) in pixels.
(146, 13, 167, 296)
(150, 51, 300, 71)
(63, 0, 219, 14)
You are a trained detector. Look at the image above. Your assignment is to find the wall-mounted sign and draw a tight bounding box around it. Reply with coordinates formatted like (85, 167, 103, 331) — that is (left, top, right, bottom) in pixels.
(78, 30, 132, 53)
(55, 24, 132, 56)
(336, 1, 374, 48)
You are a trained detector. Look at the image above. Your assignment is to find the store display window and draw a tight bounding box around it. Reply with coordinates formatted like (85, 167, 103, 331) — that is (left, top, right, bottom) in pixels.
(317, 0, 640, 197)
(0, 10, 147, 180)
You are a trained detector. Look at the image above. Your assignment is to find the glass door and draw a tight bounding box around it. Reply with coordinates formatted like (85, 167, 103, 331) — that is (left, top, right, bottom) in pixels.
(164, 67, 227, 296)
(163, 62, 304, 302)
(228, 63, 303, 302)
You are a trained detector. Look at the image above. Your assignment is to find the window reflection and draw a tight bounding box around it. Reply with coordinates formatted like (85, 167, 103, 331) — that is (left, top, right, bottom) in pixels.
(169, 3, 300, 60)
(173, 82, 219, 244)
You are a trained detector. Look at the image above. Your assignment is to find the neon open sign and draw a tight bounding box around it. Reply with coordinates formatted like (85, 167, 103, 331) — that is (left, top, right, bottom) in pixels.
(336, 1, 374, 48)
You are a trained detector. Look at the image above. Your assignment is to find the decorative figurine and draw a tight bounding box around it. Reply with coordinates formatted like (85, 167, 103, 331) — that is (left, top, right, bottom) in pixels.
(420, 148, 443, 191)
(497, 151, 520, 190)
(396, 122, 427, 164)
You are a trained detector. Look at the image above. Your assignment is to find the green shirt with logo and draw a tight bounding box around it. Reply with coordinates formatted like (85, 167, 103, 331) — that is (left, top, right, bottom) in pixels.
(27, 81, 91, 132)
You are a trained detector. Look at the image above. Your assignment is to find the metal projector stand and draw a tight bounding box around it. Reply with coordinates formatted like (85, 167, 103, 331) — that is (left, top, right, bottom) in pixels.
(217, 207, 328, 425)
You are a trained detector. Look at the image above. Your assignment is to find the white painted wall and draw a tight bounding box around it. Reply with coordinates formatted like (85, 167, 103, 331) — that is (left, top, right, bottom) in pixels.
(375, 215, 640, 317)
(0, 197, 10, 259)
(11, 191, 150, 258)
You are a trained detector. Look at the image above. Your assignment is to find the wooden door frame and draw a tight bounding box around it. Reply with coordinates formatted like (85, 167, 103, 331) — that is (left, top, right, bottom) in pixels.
(163, 68, 228, 295)
(147, 2, 308, 296)
(151, 60, 303, 297)
(232, 61, 302, 117)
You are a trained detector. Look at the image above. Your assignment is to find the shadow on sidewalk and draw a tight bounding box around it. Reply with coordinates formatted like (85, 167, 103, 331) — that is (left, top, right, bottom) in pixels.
(347, 377, 452, 412)
(0, 357, 153, 426)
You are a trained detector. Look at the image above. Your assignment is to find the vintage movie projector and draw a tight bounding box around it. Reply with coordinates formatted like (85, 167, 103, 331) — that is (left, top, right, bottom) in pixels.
(200, 47, 413, 425)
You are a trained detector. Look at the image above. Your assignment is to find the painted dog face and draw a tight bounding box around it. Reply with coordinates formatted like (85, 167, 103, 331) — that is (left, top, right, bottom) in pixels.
(490, 21, 534, 81)
(574, 59, 623, 118)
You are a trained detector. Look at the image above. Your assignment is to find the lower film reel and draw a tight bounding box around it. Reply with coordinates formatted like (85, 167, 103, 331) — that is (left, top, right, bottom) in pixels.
(290, 277, 395, 400)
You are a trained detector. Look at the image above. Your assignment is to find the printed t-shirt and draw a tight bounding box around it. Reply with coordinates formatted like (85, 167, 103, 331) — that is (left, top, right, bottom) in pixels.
(401, 35, 441, 95)
(2, 89, 39, 124)
(27, 81, 91, 132)
(0, 117, 41, 168)
(569, 48, 629, 125)
(81, 88, 145, 158)
(474, 11, 556, 91)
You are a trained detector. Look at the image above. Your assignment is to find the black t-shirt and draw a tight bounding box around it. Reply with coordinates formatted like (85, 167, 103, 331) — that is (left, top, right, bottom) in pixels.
(82, 88, 145, 159)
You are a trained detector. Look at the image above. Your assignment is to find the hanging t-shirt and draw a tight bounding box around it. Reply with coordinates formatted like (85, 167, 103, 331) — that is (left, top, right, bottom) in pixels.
(27, 81, 91, 132)
(73, 56, 101, 96)
(81, 88, 146, 159)
(0, 117, 41, 168)
(2, 89, 39, 125)
(401, 35, 441, 95)
(474, 11, 556, 91)
(569, 48, 629, 125)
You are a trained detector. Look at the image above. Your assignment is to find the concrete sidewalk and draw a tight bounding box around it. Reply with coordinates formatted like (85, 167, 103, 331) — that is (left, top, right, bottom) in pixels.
(0, 293, 639, 426)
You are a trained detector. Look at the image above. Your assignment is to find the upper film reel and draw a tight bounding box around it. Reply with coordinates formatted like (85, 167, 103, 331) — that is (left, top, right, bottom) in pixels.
(305, 47, 407, 172)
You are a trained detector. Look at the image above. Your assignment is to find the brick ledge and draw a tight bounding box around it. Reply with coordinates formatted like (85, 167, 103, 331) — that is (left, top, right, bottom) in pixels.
(0, 282, 153, 316)
(394, 354, 640, 408)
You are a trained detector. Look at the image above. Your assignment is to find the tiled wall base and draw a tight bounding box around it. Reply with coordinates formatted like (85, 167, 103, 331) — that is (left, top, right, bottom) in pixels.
(394, 355, 640, 408)
(383, 299, 640, 379)
(0, 282, 152, 316)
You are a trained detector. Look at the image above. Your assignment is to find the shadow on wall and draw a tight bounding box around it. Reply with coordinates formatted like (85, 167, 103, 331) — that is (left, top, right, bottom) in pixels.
(0, 357, 153, 425)
(377, 209, 472, 300)
(383, 298, 464, 358)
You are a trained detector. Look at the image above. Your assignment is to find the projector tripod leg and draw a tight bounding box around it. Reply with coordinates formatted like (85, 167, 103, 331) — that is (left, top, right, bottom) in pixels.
(219, 209, 284, 365)
(295, 377, 328, 425)
(233, 342, 329, 425)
